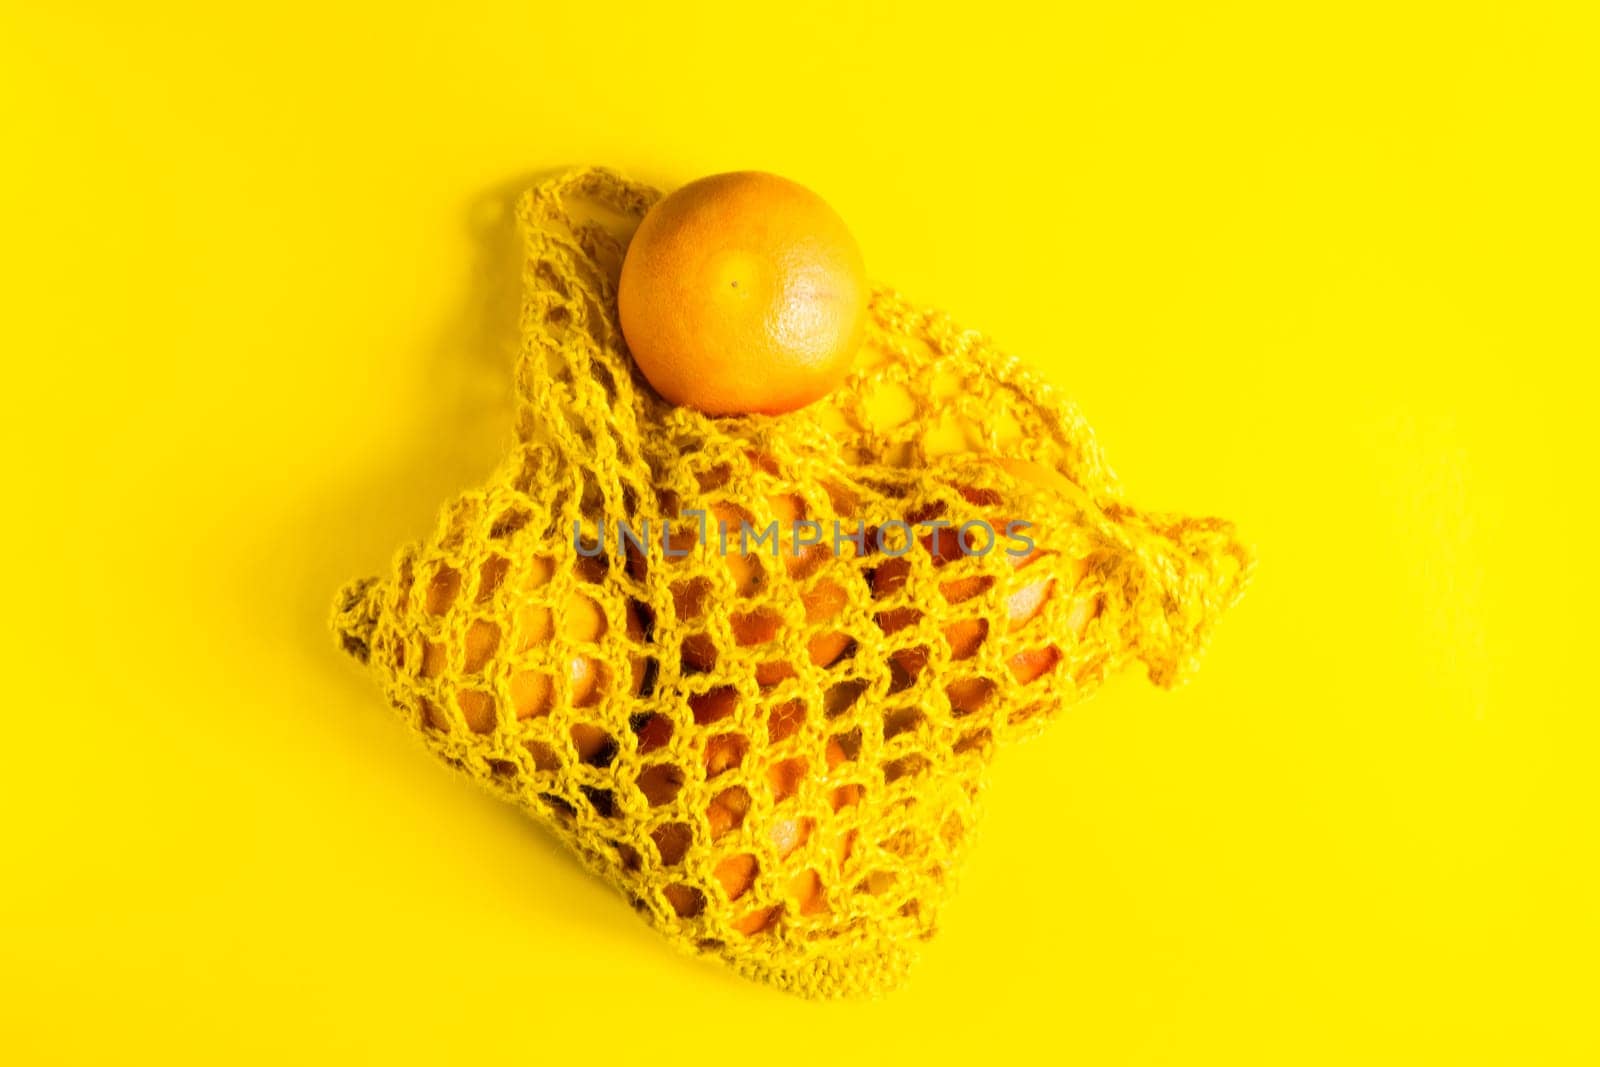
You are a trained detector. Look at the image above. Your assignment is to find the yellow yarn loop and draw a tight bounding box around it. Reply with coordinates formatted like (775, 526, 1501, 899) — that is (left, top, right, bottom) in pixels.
(332, 167, 1253, 998)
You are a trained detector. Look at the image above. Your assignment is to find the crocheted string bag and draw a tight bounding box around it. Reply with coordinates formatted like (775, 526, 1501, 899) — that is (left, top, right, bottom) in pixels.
(332, 167, 1253, 998)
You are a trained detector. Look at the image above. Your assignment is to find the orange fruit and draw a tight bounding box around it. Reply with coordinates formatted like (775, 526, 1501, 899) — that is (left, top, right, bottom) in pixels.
(618, 171, 868, 415)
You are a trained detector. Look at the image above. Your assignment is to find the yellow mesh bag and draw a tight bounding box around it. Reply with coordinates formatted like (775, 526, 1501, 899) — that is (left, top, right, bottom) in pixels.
(331, 167, 1253, 998)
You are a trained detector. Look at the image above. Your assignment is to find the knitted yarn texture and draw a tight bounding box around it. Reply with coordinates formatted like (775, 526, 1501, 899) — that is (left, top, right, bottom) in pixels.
(332, 167, 1254, 998)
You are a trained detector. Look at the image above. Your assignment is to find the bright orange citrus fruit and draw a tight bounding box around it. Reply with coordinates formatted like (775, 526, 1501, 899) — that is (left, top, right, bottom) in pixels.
(618, 171, 867, 415)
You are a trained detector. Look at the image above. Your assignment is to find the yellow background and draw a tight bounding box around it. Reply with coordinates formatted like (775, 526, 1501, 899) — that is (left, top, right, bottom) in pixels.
(3, 3, 1595, 1063)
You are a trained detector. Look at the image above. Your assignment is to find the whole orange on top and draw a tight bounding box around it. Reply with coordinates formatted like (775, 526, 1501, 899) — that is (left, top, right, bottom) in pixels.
(618, 171, 868, 415)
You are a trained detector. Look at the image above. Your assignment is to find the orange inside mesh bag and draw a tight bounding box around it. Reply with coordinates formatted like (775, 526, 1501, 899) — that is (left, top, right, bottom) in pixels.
(332, 167, 1254, 998)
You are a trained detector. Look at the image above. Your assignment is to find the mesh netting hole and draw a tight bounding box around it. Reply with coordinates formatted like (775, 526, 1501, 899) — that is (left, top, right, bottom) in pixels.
(538, 792, 577, 821)
(651, 821, 692, 866)
(955, 481, 1005, 509)
(830, 783, 863, 811)
(418, 640, 445, 679)
(663, 883, 705, 919)
(631, 597, 657, 636)
(820, 478, 857, 518)
(690, 686, 738, 725)
(476, 555, 510, 603)
(570, 660, 611, 708)
(768, 757, 808, 803)
(635, 649, 660, 701)
(456, 689, 496, 734)
(882, 707, 924, 740)
(571, 724, 618, 767)
(857, 870, 897, 896)
(824, 680, 868, 718)
(486, 758, 518, 778)
(514, 604, 554, 652)
(565, 592, 608, 640)
(704, 732, 749, 778)
(861, 380, 917, 429)
(614, 841, 642, 872)
(1005, 563, 1055, 628)
(419, 698, 443, 732)
(947, 677, 996, 715)
(733, 905, 780, 936)
(489, 508, 531, 540)
(886, 657, 919, 695)
(768, 700, 806, 744)
(953, 726, 992, 756)
(694, 463, 733, 492)
(883, 754, 931, 784)
(637, 763, 684, 807)
(524, 739, 560, 772)
(731, 606, 781, 647)
(714, 853, 758, 902)
(540, 299, 572, 331)
(771, 816, 813, 859)
(590, 356, 618, 398)
(630, 712, 673, 754)
(946, 618, 988, 661)
(681, 632, 717, 672)
(1010, 645, 1062, 684)
(510, 670, 555, 718)
(828, 728, 862, 764)
(707, 786, 751, 837)
(803, 579, 851, 636)
(787, 869, 826, 915)
(425, 566, 460, 615)
(580, 786, 616, 817)
(463, 620, 500, 672)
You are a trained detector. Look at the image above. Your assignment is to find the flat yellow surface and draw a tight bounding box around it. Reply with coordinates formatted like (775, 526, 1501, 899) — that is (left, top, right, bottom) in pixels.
(3, 3, 1595, 1063)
